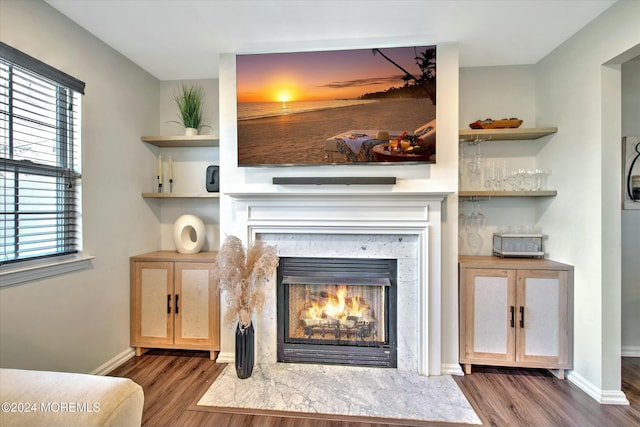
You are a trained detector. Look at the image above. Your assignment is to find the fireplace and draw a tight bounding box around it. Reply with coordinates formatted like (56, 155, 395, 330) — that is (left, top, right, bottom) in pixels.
(277, 257, 397, 367)
(221, 191, 451, 376)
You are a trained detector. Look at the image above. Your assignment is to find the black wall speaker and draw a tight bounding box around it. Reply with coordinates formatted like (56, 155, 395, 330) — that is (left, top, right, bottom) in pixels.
(206, 165, 219, 192)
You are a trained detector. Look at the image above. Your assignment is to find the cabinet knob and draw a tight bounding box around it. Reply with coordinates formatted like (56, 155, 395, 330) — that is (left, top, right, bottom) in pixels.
(167, 294, 171, 314)
(519, 306, 525, 328)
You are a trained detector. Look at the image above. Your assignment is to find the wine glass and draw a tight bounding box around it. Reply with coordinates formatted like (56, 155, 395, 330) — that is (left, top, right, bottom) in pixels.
(467, 231, 483, 254)
(471, 202, 487, 229)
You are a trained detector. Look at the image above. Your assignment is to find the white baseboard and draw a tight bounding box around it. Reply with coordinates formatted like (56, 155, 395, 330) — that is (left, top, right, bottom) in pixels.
(216, 351, 235, 364)
(567, 370, 630, 405)
(600, 390, 631, 405)
(90, 347, 136, 376)
(441, 363, 465, 376)
(621, 345, 640, 357)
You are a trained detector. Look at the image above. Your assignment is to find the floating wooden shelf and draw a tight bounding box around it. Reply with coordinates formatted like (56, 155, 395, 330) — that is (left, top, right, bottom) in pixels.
(459, 127, 557, 142)
(142, 192, 220, 198)
(141, 135, 219, 147)
(459, 190, 557, 198)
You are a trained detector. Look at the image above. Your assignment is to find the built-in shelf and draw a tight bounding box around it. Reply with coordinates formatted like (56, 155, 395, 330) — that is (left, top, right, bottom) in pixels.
(458, 127, 557, 142)
(142, 192, 220, 199)
(459, 190, 557, 198)
(141, 135, 219, 147)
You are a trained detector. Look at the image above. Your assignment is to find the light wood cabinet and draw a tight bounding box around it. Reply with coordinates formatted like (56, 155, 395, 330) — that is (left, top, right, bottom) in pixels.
(459, 256, 573, 378)
(130, 251, 220, 360)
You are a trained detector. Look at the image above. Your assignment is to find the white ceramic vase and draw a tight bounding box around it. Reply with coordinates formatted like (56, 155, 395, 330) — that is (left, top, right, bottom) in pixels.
(184, 127, 198, 136)
(173, 214, 205, 254)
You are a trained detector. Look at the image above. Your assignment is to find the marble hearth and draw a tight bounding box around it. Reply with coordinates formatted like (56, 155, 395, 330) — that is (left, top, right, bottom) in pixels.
(221, 192, 449, 376)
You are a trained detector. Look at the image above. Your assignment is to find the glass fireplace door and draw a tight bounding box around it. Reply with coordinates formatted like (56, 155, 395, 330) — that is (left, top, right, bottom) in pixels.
(277, 257, 397, 367)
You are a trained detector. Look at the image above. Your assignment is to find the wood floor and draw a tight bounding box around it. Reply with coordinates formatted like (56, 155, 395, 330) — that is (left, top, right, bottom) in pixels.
(108, 350, 640, 427)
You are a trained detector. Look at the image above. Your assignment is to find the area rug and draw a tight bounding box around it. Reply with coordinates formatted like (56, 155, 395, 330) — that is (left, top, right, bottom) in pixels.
(196, 363, 482, 425)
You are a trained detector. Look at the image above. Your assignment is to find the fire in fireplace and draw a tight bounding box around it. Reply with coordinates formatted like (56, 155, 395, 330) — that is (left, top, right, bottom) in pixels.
(290, 283, 382, 344)
(277, 257, 397, 367)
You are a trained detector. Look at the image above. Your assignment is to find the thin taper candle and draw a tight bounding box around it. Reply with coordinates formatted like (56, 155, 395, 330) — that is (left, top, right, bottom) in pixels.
(168, 156, 173, 193)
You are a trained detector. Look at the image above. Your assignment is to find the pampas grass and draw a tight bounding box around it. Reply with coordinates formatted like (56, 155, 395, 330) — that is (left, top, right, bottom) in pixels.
(214, 235, 279, 329)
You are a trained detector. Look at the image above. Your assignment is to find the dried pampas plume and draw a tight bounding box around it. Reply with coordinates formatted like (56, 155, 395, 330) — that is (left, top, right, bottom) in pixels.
(213, 235, 279, 329)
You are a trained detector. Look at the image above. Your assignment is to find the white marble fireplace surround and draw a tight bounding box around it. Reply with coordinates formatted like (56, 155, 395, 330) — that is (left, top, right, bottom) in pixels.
(219, 191, 451, 376)
(261, 233, 419, 370)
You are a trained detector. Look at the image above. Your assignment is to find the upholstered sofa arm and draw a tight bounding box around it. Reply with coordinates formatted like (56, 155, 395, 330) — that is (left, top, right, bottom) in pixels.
(0, 368, 144, 427)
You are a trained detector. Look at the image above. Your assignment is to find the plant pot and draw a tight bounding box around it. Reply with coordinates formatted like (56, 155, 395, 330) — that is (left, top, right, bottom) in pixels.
(235, 322, 254, 379)
(184, 127, 198, 136)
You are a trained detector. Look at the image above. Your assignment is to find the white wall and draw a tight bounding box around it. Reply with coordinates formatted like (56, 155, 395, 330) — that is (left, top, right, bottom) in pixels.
(535, 0, 640, 402)
(621, 59, 640, 356)
(218, 43, 461, 371)
(459, 65, 537, 128)
(0, 0, 160, 374)
(159, 79, 219, 137)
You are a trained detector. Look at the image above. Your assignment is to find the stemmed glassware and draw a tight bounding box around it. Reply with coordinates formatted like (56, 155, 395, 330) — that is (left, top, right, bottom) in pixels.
(504, 168, 552, 191)
(460, 201, 486, 254)
(460, 140, 487, 190)
(483, 159, 509, 191)
(465, 144, 484, 189)
(461, 138, 552, 192)
(533, 169, 552, 191)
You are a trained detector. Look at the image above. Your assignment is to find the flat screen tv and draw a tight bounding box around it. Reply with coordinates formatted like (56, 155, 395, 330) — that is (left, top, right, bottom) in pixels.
(236, 45, 436, 166)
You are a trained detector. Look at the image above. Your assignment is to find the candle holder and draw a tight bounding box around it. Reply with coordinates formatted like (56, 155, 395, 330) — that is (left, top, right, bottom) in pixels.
(157, 176, 163, 193)
(169, 179, 173, 193)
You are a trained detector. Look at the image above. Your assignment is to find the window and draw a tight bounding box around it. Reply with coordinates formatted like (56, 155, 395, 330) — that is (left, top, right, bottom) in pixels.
(1, 42, 85, 267)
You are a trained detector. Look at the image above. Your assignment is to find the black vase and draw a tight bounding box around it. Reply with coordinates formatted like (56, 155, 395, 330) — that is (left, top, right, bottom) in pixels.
(235, 322, 254, 379)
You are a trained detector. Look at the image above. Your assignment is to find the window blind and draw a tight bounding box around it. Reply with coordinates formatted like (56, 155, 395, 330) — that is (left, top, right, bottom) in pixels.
(1, 43, 83, 266)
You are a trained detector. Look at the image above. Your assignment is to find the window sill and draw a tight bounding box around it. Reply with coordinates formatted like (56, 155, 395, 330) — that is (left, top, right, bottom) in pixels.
(0, 254, 95, 288)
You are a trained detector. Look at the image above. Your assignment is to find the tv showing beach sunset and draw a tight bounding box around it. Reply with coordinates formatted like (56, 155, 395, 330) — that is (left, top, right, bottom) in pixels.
(236, 45, 436, 166)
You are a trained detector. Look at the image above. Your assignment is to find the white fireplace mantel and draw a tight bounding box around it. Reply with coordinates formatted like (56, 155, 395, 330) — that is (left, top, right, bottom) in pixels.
(219, 190, 452, 376)
(225, 191, 451, 200)
(226, 191, 450, 229)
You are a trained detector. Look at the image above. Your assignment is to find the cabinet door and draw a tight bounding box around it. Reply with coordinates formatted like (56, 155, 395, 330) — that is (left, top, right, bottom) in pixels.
(516, 269, 571, 368)
(463, 268, 516, 363)
(131, 261, 174, 346)
(174, 262, 217, 347)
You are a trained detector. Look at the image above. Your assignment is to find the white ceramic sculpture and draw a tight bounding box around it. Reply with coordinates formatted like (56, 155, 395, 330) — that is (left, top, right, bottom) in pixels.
(173, 214, 205, 254)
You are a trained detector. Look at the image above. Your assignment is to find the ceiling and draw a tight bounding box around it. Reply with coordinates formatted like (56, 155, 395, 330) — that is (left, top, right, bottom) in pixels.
(44, 0, 617, 81)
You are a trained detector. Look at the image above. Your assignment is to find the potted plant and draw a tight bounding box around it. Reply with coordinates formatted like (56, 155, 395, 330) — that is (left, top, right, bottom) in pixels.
(172, 83, 210, 135)
(213, 235, 279, 378)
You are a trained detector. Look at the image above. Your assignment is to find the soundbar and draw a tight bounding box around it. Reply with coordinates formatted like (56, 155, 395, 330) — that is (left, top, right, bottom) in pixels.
(272, 177, 396, 185)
